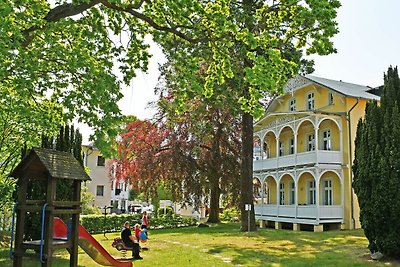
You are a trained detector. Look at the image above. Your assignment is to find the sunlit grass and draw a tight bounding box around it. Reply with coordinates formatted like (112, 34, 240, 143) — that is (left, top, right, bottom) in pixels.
(0, 223, 397, 267)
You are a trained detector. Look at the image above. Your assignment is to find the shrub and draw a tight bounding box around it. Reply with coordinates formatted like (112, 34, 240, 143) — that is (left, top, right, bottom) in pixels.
(157, 206, 174, 216)
(80, 213, 197, 234)
(220, 208, 240, 222)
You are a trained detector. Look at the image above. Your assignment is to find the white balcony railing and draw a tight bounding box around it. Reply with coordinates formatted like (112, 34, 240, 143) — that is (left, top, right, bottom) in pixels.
(317, 150, 342, 164)
(253, 150, 342, 172)
(319, 205, 343, 219)
(254, 204, 343, 223)
(297, 205, 317, 219)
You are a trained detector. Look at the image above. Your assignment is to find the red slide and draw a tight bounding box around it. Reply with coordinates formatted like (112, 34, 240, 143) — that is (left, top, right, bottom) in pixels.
(53, 218, 132, 267)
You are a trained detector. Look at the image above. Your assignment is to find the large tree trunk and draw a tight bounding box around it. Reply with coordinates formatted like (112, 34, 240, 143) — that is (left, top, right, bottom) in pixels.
(207, 177, 220, 223)
(240, 0, 257, 232)
(240, 112, 256, 231)
(207, 121, 222, 223)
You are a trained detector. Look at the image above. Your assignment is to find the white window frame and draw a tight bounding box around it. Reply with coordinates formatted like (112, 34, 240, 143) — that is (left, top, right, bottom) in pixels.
(307, 180, 316, 205)
(289, 181, 295, 205)
(264, 182, 270, 204)
(96, 185, 104, 197)
(253, 139, 262, 160)
(97, 155, 105, 166)
(279, 140, 284, 156)
(323, 179, 333, 205)
(322, 129, 332, 151)
(253, 179, 261, 198)
(289, 98, 296, 111)
(263, 142, 270, 159)
(307, 133, 315, 151)
(329, 92, 334, 105)
(279, 183, 285, 205)
(307, 92, 315, 110)
(289, 138, 295, 154)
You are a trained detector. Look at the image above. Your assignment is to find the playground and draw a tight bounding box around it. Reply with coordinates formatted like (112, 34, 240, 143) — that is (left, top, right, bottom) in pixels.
(3, 146, 398, 267)
(2, 222, 399, 267)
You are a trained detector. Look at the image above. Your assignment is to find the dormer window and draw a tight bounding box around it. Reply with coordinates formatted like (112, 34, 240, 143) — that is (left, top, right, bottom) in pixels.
(307, 92, 315, 110)
(328, 92, 334, 105)
(289, 98, 296, 111)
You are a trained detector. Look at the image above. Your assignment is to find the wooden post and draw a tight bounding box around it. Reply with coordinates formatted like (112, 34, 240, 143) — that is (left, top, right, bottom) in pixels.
(69, 179, 81, 267)
(13, 175, 28, 267)
(9, 148, 90, 267)
(42, 175, 56, 267)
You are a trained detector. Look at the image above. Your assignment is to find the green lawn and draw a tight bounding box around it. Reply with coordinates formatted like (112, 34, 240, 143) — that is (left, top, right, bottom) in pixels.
(1, 223, 398, 267)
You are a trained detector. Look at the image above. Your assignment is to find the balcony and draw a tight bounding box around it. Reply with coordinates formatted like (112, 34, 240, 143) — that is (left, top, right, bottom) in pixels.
(254, 204, 343, 224)
(253, 150, 342, 172)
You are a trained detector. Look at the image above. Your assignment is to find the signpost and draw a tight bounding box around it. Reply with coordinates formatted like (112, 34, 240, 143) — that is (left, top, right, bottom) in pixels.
(245, 204, 252, 236)
(103, 206, 113, 239)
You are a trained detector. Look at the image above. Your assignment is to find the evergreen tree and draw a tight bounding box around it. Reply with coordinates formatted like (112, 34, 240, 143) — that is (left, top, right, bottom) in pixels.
(24, 124, 84, 240)
(353, 66, 400, 256)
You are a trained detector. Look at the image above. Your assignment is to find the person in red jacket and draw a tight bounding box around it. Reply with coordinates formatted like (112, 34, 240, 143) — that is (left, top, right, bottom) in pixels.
(141, 211, 148, 230)
(134, 224, 141, 241)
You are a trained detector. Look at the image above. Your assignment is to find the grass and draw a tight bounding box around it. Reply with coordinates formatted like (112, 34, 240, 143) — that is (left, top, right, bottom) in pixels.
(1, 223, 399, 267)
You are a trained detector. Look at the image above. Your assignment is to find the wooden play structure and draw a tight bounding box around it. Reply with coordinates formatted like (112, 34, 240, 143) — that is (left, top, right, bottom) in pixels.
(9, 148, 90, 267)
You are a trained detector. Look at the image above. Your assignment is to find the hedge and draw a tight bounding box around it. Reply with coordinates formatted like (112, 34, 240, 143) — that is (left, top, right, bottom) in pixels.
(80, 213, 197, 234)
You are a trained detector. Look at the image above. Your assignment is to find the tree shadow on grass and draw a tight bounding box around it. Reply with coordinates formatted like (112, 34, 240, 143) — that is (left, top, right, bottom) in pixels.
(152, 222, 244, 238)
(0, 248, 86, 267)
(206, 239, 378, 267)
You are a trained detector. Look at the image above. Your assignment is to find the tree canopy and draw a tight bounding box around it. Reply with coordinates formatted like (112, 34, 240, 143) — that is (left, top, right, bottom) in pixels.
(1, 0, 340, 230)
(154, 0, 340, 230)
(112, 93, 242, 222)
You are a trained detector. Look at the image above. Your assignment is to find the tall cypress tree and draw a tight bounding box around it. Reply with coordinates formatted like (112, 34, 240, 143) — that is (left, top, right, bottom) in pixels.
(24, 124, 83, 240)
(353, 66, 400, 256)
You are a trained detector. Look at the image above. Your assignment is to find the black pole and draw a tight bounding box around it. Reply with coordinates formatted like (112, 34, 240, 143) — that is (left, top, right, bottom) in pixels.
(103, 206, 107, 239)
(103, 206, 112, 239)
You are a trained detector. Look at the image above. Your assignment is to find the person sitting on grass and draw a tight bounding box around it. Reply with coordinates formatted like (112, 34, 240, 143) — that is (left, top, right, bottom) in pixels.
(121, 221, 143, 260)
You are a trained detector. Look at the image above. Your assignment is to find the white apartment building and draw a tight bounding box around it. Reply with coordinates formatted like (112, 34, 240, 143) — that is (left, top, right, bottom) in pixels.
(82, 145, 130, 213)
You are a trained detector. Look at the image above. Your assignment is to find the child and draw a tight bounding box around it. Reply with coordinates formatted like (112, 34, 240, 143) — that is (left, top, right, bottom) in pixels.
(139, 228, 149, 250)
(141, 211, 148, 230)
(134, 223, 141, 242)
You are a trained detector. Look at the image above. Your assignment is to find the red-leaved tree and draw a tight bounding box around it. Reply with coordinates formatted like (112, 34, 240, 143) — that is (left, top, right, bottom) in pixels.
(111, 104, 241, 222)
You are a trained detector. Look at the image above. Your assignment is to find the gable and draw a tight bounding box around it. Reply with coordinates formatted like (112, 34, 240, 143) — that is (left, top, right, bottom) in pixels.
(10, 148, 91, 181)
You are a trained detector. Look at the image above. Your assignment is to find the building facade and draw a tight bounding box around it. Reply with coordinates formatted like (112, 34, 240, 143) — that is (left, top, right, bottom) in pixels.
(82, 145, 130, 213)
(253, 75, 380, 232)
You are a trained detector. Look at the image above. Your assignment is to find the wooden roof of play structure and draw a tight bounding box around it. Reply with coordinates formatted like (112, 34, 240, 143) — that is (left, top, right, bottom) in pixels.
(10, 147, 91, 181)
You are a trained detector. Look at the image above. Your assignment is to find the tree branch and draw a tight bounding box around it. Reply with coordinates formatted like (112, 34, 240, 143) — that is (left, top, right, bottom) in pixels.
(22, 0, 205, 47)
(98, 0, 203, 43)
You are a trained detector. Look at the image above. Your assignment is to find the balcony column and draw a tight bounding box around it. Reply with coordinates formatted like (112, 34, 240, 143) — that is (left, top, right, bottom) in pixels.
(276, 136, 280, 157)
(295, 170, 298, 219)
(294, 128, 298, 166)
(340, 171, 345, 225)
(276, 136, 280, 169)
(261, 176, 265, 206)
(315, 169, 320, 224)
(339, 128, 343, 153)
(260, 132, 264, 159)
(314, 124, 319, 164)
(276, 171, 279, 218)
(340, 171, 345, 206)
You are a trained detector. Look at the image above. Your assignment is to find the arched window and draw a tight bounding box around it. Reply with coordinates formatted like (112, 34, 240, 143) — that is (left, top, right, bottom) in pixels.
(253, 137, 262, 160)
(253, 178, 261, 198)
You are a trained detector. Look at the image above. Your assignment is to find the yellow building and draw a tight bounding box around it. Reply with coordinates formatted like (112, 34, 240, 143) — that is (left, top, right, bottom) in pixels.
(253, 75, 381, 232)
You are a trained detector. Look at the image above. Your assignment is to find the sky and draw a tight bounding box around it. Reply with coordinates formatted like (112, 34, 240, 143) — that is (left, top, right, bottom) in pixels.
(309, 0, 400, 87)
(80, 0, 400, 143)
